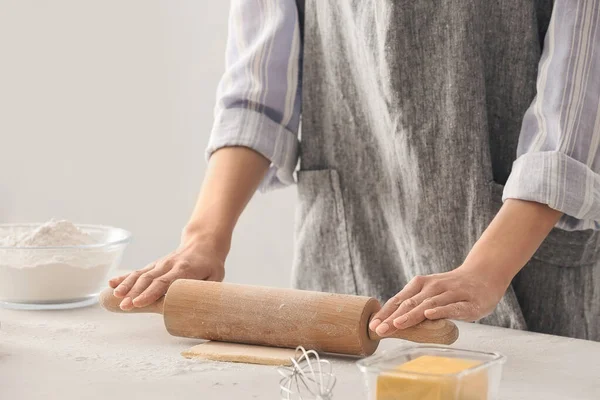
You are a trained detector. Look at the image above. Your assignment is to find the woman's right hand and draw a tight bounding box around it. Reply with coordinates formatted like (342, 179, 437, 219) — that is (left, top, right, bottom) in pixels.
(108, 231, 228, 311)
(108, 147, 271, 311)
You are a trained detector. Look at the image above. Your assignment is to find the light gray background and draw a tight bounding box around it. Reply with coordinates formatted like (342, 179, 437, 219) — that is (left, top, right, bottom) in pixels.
(0, 0, 297, 287)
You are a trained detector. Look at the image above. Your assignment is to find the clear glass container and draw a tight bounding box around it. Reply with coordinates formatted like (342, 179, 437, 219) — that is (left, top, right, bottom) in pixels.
(0, 223, 131, 310)
(356, 345, 505, 400)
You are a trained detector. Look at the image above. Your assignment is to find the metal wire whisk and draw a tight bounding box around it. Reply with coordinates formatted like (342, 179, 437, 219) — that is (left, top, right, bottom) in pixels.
(278, 346, 336, 400)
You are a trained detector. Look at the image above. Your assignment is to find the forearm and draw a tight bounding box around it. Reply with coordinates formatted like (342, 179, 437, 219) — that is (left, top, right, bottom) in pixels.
(183, 147, 271, 258)
(462, 199, 563, 285)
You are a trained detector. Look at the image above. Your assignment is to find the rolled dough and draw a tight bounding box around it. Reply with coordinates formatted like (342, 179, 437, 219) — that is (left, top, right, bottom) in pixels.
(182, 341, 297, 366)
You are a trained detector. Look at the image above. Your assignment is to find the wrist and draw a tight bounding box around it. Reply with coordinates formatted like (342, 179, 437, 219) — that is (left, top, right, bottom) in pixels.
(460, 243, 520, 289)
(181, 222, 232, 261)
(458, 200, 562, 289)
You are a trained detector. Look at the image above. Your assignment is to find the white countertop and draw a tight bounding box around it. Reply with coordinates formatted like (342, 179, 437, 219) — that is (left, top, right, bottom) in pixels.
(1, 296, 599, 399)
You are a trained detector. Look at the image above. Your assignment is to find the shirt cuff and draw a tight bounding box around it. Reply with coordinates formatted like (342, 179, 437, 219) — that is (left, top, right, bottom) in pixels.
(503, 151, 600, 231)
(206, 107, 299, 192)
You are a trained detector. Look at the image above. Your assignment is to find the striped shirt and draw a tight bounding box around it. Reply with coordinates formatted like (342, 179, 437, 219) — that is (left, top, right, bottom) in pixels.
(207, 0, 600, 231)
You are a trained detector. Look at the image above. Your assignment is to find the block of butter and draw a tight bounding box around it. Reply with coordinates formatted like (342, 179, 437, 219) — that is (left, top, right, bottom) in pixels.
(376, 355, 488, 400)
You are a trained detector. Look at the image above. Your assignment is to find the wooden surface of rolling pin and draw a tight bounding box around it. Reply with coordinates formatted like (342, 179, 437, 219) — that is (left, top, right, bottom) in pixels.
(100, 279, 458, 356)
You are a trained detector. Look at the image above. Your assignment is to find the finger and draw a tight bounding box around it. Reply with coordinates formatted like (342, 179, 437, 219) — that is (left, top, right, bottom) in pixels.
(371, 276, 427, 334)
(390, 289, 444, 322)
(392, 292, 457, 329)
(131, 275, 172, 308)
(132, 262, 211, 308)
(113, 264, 155, 298)
(119, 296, 133, 310)
(108, 273, 129, 288)
(424, 301, 478, 321)
(120, 261, 173, 310)
(380, 291, 448, 335)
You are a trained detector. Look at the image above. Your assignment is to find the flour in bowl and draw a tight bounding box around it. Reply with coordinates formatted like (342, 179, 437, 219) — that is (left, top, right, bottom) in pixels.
(0, 219, 97, 247)
(0, 219, 118, 304)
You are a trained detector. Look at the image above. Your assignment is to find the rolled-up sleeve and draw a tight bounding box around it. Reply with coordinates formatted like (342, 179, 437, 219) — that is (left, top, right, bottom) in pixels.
(504, 0, 600, 230)
(206, 0, 302, 191)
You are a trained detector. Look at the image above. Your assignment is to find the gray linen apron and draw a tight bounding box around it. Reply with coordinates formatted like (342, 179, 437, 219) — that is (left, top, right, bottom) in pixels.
(292, 0, 600, 341)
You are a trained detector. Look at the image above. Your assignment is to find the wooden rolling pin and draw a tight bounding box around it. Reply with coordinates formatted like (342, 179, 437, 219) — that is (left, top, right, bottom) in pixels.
(100, 279, 458, 356)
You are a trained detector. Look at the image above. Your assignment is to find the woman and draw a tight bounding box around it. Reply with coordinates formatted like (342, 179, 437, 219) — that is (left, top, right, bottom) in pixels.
(109, 0, 600, 340)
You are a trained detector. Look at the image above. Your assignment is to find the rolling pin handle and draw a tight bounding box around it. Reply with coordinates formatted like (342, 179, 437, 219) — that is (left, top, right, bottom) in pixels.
(99, 287, 165, 315)
(368, 318, 459, 345)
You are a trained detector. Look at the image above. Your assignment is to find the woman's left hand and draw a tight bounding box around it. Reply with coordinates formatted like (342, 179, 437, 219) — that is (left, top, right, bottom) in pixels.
(369, 199, 563, 337)
(368, 264, 510, 336)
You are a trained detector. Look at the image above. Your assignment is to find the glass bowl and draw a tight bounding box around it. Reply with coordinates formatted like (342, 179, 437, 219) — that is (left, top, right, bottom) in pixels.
(357, 345, 506, 400)
(0, 223, 131, 310)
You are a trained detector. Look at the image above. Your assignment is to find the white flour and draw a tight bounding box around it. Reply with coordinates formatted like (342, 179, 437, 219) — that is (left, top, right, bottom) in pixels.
(0, 219, 97, 247)
(0, 219, 114, 303)
(0, 318, 243, 379)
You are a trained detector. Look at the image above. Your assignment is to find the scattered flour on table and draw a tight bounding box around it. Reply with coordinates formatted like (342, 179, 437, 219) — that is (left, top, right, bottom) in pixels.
(0, 318, 245, 378)
(0, 219, 114, 302)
